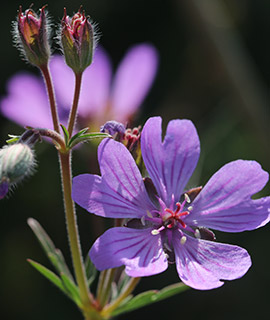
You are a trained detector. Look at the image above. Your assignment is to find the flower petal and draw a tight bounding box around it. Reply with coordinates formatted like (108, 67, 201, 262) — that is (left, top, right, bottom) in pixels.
(141, 117, 200, 206)
(72, 138, 155, 218)
(78, 47, 112, 118)
(0, 73, 52, 128)
(186, 160, 270, 232)
(50, 55, 74, 111)
(173, 231, 251, 290)
(89, 227, 168, 277)
(111, 43, 158, 122)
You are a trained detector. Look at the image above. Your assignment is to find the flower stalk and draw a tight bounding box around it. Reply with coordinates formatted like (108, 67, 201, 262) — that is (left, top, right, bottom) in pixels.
(39, 63, 60, 134)
(67, 72, 83, 136)
(101, 277, 140, 318)
(41, 62, 98, 319)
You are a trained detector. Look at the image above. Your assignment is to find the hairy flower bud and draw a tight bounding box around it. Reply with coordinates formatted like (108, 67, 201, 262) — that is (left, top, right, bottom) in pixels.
(0, 143, 36, 199)
(13, 5, 51, 67)
(61, 7, 95, 73)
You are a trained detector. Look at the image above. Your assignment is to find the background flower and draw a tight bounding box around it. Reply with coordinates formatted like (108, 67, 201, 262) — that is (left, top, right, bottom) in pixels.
(0, 43, 158, 129)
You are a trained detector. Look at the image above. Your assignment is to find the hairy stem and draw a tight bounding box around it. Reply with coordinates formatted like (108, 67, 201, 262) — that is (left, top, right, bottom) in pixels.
(68, 72, 83, 136)
(59, 152, 92, 305)
(39, 64, 60, 134)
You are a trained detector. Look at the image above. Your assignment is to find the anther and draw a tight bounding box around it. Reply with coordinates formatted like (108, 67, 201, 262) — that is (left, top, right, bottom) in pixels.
(141, 216, 146, 226)
(184, 193, 191, 203)
(151, 226, 165, 235)
(147, 210, 153, 218)
(194, 229, 201, 239)
(187, 206, 193, 211)
(180, 236, 187, 245)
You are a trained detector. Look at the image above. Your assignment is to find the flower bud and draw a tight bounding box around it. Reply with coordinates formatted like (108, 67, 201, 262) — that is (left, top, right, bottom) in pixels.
(0, 143, 36, 199)
(100, 121, 126, 138)
(61, 7, 95, 73)
(14, 5, 51, 67)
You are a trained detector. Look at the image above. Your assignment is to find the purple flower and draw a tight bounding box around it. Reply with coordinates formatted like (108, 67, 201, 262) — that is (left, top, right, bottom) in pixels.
(0, 44, 158, 129)
(72, 116, 270, 290)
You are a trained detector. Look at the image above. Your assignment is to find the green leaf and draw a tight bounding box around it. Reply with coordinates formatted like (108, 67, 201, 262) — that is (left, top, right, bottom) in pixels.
(61, 273, 82, 307)
(84, 255, 97, 287)
(27, 218, 74, 281)
(60, 124, 70, 146)
(111, 283, 189, 317)
(68, 132, 110, 149)
(28, 259, 66, 294)
(68, 127, 89, 147)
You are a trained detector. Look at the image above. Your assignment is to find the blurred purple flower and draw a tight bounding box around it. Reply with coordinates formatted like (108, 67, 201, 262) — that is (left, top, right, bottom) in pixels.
(72, 116, 270, 290)
(0, 44, 158, 129)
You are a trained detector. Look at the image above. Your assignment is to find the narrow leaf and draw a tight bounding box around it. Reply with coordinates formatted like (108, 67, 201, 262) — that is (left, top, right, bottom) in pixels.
(68, 132, 110, 149)
(84, 255, 97, 287)
(68, 127, 89, 147)
(60, 124, 70, 146)
(61, 273, 82, 307)
(27, 218, 74, 280)
(28, 259, 66, 293)
(111, 283, 188, 317)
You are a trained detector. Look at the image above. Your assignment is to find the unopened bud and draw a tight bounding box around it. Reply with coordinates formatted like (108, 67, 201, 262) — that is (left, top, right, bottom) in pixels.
(100, 121, 126, 138)
(61, 7, 96, 73)
(14, 5, 51, 67)
(0, 143, 36, 199)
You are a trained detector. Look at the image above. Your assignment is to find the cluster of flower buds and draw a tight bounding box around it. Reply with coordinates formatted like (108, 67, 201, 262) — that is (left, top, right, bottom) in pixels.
(15, 5, 51, 67)
(0, 130, 39, 199)
(61, 7, 95, 73)
(14, 5, 95, 73)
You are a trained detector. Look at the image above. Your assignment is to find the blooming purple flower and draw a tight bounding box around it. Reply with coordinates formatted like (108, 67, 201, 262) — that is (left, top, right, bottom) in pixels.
(72, 116, 270, 290)
(0, 44, 158, 129)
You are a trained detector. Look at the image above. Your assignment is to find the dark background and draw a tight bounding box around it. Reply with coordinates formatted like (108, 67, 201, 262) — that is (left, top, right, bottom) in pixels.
(0, 0, 270, 319)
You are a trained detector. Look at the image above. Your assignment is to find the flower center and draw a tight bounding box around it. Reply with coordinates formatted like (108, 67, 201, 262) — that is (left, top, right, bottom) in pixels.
(163, 202, 189, 229)
(150, 194, 193, 235)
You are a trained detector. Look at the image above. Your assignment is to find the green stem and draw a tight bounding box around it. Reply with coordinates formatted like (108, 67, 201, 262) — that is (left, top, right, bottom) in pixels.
(59, 153, 92, 306)
(41, 60, 102, 320)
(98, 269, 116, 308)
(101, 277, 140, 318)
(68, 72, 83, 136)
(39, 64, 60, 134)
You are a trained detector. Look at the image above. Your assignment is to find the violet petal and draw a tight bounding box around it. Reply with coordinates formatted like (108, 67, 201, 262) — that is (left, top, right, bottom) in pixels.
(110, 44, 158, 122)
(173, 231, 251, 290)
(98, 138, 154, 212)
(89, 227, 168, 277)
(186, 160, 270, 232)
(0, 73, 52, 128)
(141, 116, 200, 206)
(72, 139, 155, 218)
(78, 47, 112, 118)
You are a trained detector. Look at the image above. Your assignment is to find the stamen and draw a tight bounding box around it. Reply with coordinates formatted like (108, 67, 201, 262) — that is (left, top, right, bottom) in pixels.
(146, 210, 153, 218)
(151, 226, 165, 235)
(187, 206, 193, 211)
(184, 193, 191, 203)
(141, 216, 146, 226)
(180, 236, 187, 245)
(194, 229, 201, 239)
